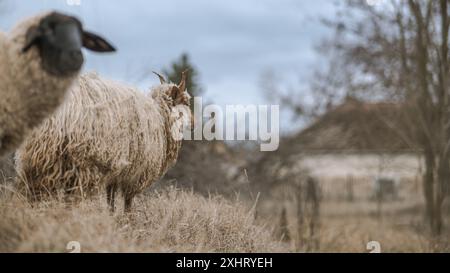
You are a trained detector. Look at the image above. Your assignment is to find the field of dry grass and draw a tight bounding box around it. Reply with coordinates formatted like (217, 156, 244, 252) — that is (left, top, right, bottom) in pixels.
(0, 186, 285, 253)
(1, 176, 449, 253)
(259, 198, 450, 253)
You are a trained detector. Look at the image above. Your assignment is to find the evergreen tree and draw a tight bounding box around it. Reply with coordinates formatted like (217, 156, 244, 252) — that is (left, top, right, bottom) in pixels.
(163, 53, 202, 98)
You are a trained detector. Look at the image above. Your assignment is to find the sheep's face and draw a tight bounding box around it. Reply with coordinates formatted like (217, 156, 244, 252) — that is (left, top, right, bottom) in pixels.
(22, 12, 115, 77)
(161, 83, 192, 138)
(153, 71, 194, 133)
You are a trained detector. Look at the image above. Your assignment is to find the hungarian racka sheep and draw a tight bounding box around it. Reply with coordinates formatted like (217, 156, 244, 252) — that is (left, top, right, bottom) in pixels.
(15, 71, 192, 212)
(0, 11, 115, 157)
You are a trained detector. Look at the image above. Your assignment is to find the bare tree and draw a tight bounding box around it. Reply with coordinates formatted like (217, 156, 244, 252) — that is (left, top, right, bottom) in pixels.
(268, 0, 449, 236)
(308, 0, 450, 236)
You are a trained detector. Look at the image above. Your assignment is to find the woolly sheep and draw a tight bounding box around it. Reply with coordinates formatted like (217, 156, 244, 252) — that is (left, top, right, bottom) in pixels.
(15, 71, 192, 212)
(0, 11, 115, 157)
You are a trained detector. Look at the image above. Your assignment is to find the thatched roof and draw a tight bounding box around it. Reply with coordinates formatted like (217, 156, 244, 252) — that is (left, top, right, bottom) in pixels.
(248, 98, 419, 192)
(288, 98, 416, 153)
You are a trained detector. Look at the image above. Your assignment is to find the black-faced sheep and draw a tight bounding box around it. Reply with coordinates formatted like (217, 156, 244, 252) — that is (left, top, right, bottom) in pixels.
(15, 71, 192, 212)
(0, 11, 115, 157)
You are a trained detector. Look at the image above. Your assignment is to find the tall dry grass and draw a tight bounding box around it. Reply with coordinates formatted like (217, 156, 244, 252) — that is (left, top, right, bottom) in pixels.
(0, 187, 285, 253)
(262, 199, 450, 253)
(2, 178, 449, 253)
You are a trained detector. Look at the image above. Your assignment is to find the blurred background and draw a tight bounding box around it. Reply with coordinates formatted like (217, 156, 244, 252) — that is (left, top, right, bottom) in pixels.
(1, 0, 450, 252)
(0, 0, 335, 124)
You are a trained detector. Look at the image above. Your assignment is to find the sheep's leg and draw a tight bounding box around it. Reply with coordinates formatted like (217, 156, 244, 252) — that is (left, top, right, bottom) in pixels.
(106, 183, 118, 212)
(124, 194, 134, 213)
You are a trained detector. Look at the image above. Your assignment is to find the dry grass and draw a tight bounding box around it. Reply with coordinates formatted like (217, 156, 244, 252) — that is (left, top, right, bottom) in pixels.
(317, 217, 431, 252)
(2, 179, 449, 253)
(0, 187, 285, 253)
(260, 198, 450, 253)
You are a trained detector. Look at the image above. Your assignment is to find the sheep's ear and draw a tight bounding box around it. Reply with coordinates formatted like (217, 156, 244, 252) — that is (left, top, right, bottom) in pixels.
(169, 86, 191, 106)
(178, 70, 189, 92)
(167, 70, 190, 104)
(82, 31, 116, 52)
(169, 86, 181, 101)
(22, 26, 42, 53)
(153, 71, 166, 84)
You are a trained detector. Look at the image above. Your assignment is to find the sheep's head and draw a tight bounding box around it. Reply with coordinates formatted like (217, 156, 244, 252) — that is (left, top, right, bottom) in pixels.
(21, 11, 115, 77)
(153, 71, 194, 140)
(153, 70, 191, 107)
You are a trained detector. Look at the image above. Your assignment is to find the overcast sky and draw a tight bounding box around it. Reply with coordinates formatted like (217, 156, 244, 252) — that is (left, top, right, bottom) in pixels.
(0, 0, 337, 132)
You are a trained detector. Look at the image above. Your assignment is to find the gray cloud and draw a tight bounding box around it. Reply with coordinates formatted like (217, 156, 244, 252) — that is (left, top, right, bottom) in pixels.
(0, 0, 336, 113)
